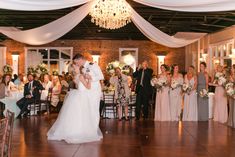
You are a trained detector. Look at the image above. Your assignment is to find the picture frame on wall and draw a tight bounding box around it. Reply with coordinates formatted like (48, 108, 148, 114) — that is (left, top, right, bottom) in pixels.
(119, 48, 138, 71)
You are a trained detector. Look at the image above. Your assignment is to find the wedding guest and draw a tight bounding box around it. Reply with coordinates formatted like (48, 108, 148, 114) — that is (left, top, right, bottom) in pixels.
(41, 74, 52, 100)
(16, 73, 43, 118)
(182, 66, 198, 121)
(2, 74, 17, 96)
(59, 75, 69, 93)
(67, 75, 76, 90)
(154, 64, 171, 121)
(169, 64, 183, 121)
(133, 61, 153, 120)
(213, 65, 228, 123)
(50, 75, 62, 108)
(228, 64, 235, 128)
(197, 62, 209, 121)
(110, 67, 131, 121)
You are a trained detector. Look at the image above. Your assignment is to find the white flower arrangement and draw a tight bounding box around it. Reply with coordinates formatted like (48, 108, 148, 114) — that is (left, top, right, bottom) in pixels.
(214, 72, 227, 86)
(3, 64, 13, 75)
(36, 63, 48, 75)
(151, 76, 167, 92)
(171, 79, 182, 90)
(199, 89, 209, 98)
(215, 72, 224, 80)
(106, 61, 129, 75)
(225, 82, 235, 98)
(182, 83, 192, 95)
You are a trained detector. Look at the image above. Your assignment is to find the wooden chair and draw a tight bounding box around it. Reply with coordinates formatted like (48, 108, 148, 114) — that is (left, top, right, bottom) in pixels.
(103, 92, 117, 119)
(5, 110, 14, 157)
(0, 118, 9, 157)
(27, 100, 41, 116)
(129, 94, 137, 119)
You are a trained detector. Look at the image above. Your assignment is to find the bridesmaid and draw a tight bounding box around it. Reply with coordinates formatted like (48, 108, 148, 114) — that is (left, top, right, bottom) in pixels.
(213, 65, 228, 123)
(197, 62, 209, 121)
(169, 64, 183, 121)
(183, 66, 198, 121)
(154, 64, 171, 121)
(228, 64, 235, 128)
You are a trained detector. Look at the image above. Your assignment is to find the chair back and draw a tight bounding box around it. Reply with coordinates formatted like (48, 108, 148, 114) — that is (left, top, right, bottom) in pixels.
(103, 92, 115, 106)
(6, 110, 14, 157)
(129, 94, 137, 105)
(0, 118, 8, 157)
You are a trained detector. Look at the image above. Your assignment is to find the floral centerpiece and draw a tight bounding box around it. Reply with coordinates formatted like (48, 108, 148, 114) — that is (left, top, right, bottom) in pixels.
(151, 76, 167, 92)
(27, 66, 37, 75)
(36, 63, 48, 75)
(122, 65, 131, 75)
(182, 83, 192, 95)
(106, 61, 120, 74)
(3, 64, 13, 75)
(52, 70, 59, 76)
(199, 89, 209, 98)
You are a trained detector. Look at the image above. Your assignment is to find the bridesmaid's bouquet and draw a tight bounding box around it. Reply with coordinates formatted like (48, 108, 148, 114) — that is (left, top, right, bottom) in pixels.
(199, 89, 209, 98)
(182, 83, 192, 95)
(151, 77, 167, 92)
(214, 72, 227, 86)
(225, 82, 235, 98)
(171, 79, 182, 90)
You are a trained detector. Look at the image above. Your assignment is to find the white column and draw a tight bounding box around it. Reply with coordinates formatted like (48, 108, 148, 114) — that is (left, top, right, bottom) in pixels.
(12, 53, 19, 75)
(157, 55, 165, 74)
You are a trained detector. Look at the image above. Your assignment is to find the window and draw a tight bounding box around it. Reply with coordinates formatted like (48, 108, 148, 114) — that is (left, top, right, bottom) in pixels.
(25, 47, 73, 74)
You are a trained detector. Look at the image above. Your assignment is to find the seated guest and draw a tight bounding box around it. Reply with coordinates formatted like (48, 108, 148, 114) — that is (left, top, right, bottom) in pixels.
(2, 74, 17, 96)
(59, 75, 69, 93)
(110, 67, 131, 121)
(12, 74, 18, 82)
(51, 75, 62, 108)
(14, 74, 24, 86)
(16, 73, 43, 118)
(67, 75, 76, 90)
(0, 82, 5, 118)
(41, 74, 52, 100)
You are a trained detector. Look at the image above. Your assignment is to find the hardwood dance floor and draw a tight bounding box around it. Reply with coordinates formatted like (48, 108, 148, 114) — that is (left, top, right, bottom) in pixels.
(11, 114, 235, 157)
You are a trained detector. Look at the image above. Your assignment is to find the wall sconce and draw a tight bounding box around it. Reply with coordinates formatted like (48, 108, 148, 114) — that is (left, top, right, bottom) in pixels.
(91, 55, 100, 64)
(11, 52, 19, 75)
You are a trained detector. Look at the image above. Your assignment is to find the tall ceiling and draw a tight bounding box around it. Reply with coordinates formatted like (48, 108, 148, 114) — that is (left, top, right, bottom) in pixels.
(0, 1, 235, 41)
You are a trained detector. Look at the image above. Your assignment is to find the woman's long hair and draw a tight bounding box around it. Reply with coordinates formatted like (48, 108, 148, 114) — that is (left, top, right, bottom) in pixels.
(1, 74, 11, 86)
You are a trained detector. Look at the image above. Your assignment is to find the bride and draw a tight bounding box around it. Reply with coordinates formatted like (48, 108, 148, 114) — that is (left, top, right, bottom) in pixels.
(47, 64, 103, 144)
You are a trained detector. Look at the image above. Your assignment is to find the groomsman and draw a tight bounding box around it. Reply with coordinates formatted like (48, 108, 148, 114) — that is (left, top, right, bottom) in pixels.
(133, 61, 153, 120)
(16, 73, 43, 118)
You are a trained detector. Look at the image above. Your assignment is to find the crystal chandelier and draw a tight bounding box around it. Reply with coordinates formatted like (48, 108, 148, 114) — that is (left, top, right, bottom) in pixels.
(89, 0, 132, 30)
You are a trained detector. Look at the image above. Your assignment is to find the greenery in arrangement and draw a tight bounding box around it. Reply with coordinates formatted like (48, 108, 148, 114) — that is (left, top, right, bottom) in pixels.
(106, 61, 132, 75)
(36, 63, 48, 75)
(3, 64, 13, 75)
(52, 70, 59, 76)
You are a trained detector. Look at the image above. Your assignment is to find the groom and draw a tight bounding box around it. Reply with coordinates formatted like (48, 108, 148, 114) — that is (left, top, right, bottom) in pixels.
(73, 53, 104, 133)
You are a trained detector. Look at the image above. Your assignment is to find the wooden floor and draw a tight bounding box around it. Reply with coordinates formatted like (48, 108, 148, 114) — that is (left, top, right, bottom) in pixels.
(11, 114, 235, 157)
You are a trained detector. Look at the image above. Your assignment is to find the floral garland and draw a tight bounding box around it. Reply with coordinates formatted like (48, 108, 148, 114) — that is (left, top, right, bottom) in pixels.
(3, 64, 13, 75)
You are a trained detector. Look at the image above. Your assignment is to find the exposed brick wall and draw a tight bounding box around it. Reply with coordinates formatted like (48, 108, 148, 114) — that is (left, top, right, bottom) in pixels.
(2, 39, 185, 76)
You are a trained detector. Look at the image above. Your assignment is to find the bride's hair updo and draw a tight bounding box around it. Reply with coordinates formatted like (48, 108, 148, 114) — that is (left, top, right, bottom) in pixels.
(73, 53, 84, 60)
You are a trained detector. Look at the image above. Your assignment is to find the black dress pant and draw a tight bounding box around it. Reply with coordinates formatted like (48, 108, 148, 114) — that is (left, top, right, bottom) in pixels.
(135, 86, 150, 119)
(16, 97, 35, 115)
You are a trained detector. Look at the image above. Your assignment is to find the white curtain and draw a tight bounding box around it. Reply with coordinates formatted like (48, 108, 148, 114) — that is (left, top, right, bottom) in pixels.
(130, 8, 206, 48)
(0, 2, 93, 45)
(0, 0, 89, 11)
(133, 0, 235, 12)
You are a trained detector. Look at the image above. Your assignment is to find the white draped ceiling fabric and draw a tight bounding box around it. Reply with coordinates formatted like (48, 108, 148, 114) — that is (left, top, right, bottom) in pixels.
(0, 0, 234, 47)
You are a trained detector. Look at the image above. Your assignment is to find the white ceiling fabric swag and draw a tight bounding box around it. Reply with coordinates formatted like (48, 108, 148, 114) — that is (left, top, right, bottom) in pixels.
(0, 1, 94, 45)
(133, 0, 235, 12)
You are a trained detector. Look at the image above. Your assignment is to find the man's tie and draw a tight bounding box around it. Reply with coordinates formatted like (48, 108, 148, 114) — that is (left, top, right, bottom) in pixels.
(140, 69, 145, 86)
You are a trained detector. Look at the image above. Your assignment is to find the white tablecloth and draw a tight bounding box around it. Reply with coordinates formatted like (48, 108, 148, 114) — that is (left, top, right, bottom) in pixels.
(208, 92, 215, 119)
(0, 91, 23, 118)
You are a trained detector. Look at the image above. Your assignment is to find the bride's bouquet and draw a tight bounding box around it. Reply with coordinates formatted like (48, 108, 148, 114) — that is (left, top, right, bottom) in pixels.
(225, 82, 235, 98)
(182, 83, 192, 95)
(171, 79, 183, 90)
(151, 76, 167, 92)
(199, 89, 209, 98)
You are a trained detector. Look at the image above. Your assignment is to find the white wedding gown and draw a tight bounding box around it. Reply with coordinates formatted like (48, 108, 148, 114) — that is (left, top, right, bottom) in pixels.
(47, 77, 103, 144)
